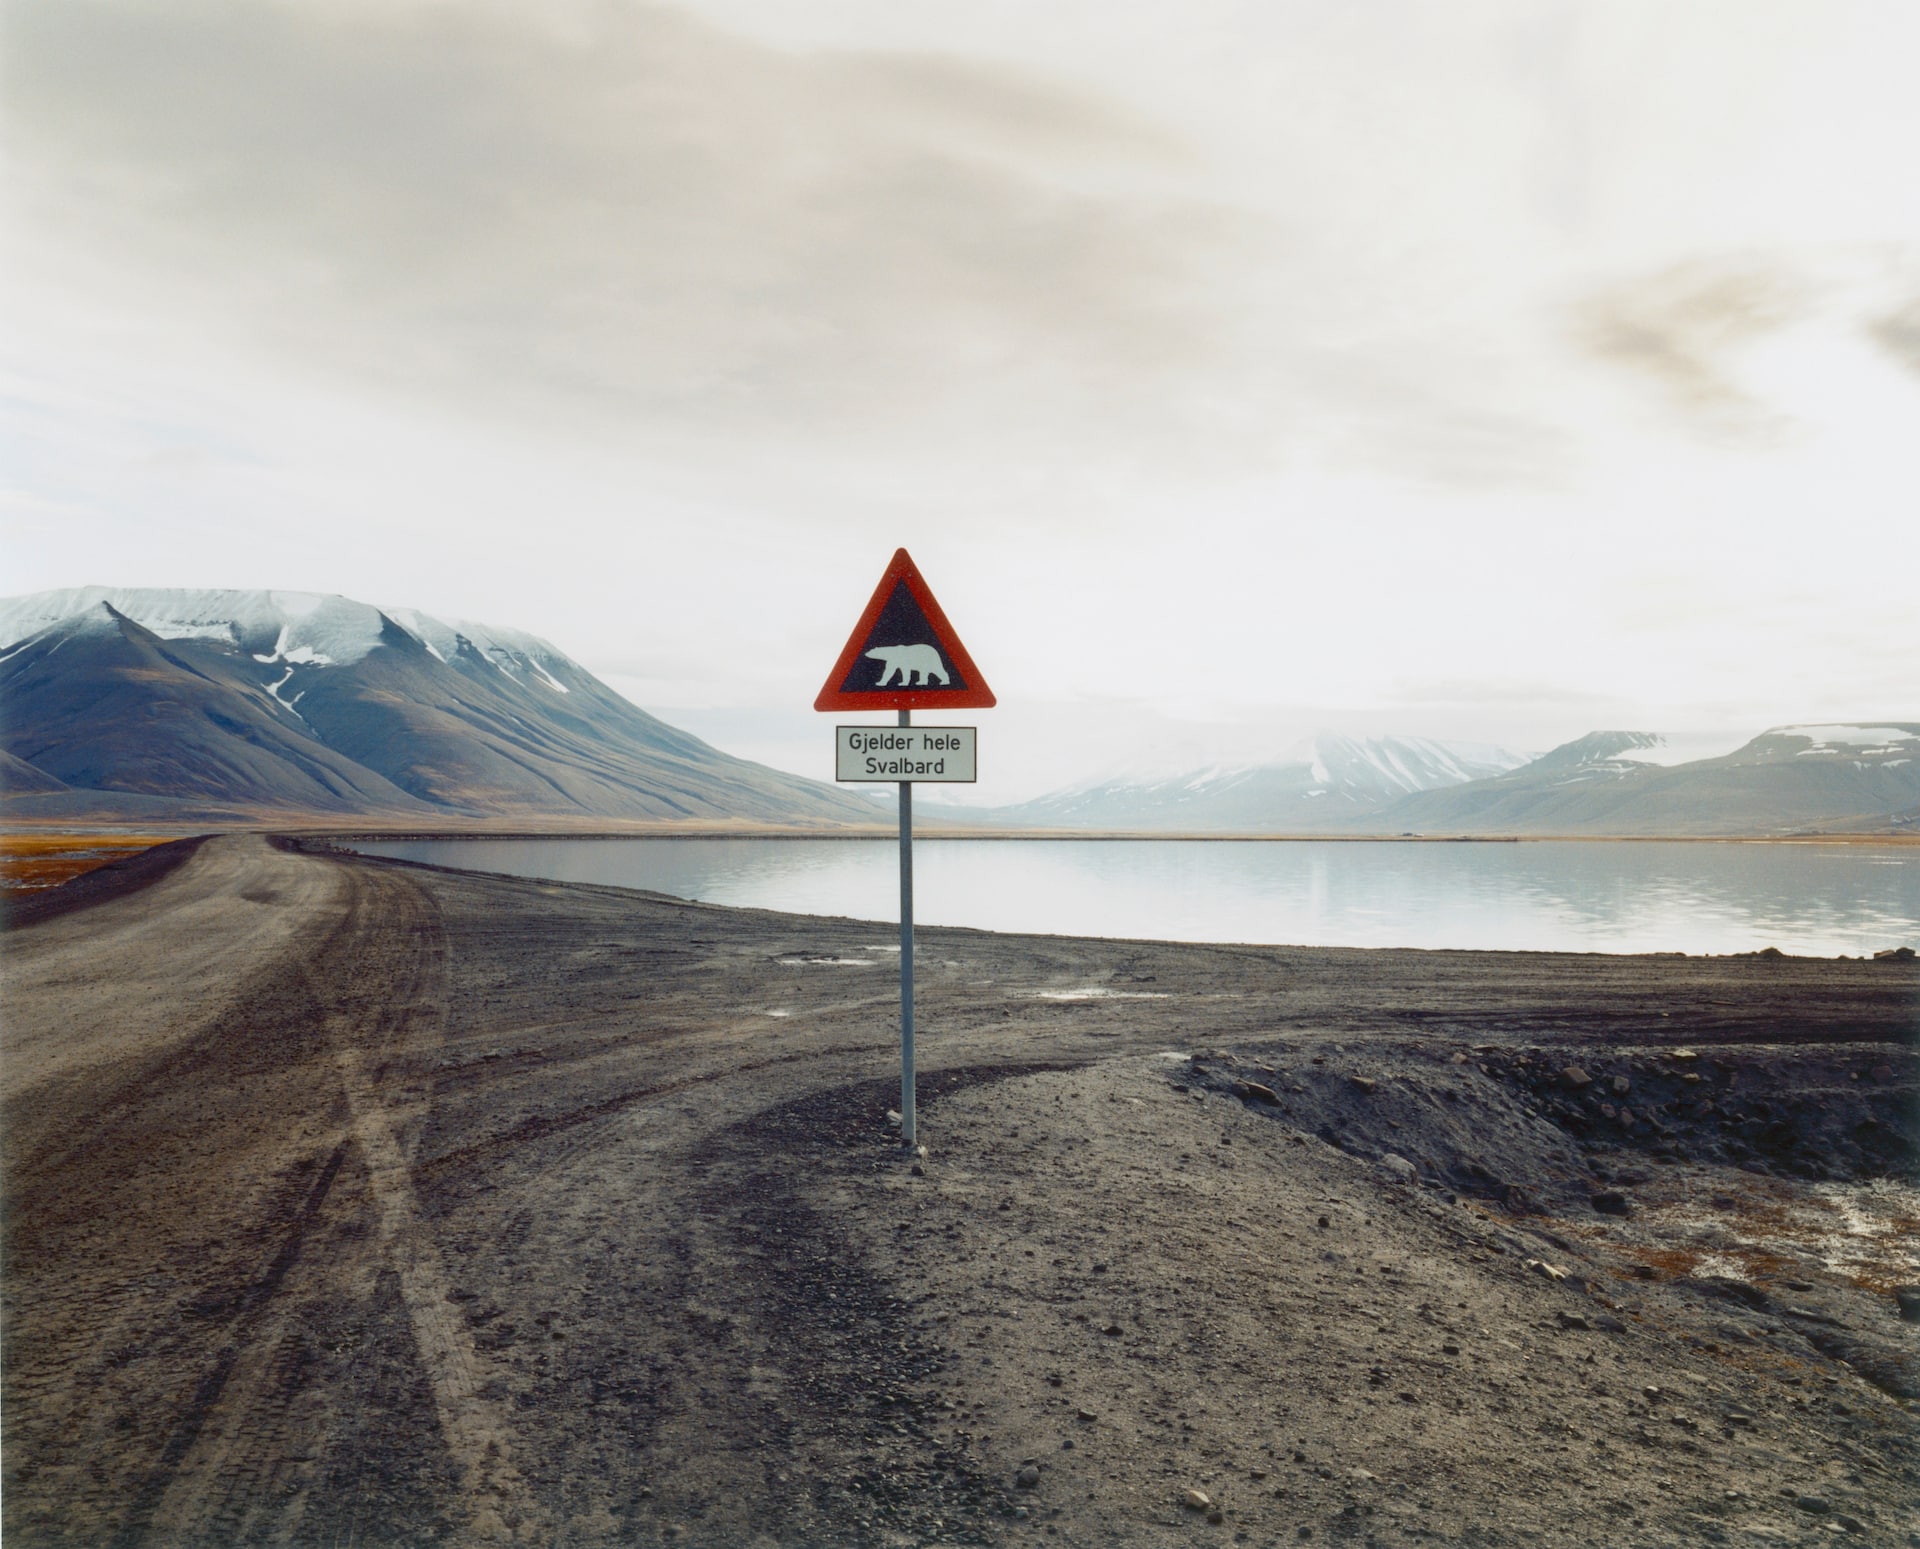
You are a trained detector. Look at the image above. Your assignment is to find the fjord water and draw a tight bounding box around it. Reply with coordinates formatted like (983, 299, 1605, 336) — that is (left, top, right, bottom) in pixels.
(348, 838, 1918, 956)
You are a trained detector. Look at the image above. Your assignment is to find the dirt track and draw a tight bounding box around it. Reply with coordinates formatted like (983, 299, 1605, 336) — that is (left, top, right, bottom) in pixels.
(2, 834, 1916, 1548)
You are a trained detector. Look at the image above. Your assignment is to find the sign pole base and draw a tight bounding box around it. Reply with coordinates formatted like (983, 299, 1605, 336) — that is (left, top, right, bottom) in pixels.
(898, 709, 915, 1148)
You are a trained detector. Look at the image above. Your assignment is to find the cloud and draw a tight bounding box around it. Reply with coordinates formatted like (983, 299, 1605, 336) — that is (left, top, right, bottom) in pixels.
(1869, 294, 1920, 378)
(4, 0, 1596, 498)
(1574, 257, 1810, 441)
(4, 0, 1241, 465)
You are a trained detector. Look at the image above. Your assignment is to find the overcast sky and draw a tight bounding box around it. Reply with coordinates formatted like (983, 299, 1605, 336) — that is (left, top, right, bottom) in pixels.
(5, 0, 1917, 800)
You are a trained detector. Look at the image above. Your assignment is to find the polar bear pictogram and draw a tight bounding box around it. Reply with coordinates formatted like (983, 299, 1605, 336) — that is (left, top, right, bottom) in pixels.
(865, 643, 950, 687)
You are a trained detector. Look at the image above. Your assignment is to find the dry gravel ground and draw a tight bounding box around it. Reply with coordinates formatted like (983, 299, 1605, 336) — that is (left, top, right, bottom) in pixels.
(2, 834, 1916, 1549)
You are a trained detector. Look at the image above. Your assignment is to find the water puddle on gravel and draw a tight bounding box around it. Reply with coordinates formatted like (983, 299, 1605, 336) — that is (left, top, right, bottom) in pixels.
(1030, 987, 1171, 1001)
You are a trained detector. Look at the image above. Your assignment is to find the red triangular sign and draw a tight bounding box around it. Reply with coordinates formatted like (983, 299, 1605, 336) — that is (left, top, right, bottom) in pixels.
(814, 549, 996, 711)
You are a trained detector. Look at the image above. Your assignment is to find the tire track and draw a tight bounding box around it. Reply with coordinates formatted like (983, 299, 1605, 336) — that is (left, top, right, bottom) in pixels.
(136, 861, 538, 1546)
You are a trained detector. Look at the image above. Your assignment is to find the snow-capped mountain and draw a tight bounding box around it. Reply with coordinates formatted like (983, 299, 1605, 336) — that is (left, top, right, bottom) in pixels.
(1372, 725, 1920, 835)
(993, 735, 1529, 831)
(0, 588, 881, 826)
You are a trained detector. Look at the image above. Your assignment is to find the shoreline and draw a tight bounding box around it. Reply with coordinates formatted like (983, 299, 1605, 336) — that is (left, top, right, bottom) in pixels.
(5, 816, 1918, 846)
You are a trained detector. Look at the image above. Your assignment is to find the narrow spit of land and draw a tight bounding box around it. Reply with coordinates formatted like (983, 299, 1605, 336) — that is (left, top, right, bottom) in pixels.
(2, 834, 1914, 1549)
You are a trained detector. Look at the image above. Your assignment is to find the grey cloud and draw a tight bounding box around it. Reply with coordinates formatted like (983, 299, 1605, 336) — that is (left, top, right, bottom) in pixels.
(1574, 258, 1809, 442)
(5, 0, 1588, 496)
(4, 0, 1236, 460)
(1868, 296, 1920, 377)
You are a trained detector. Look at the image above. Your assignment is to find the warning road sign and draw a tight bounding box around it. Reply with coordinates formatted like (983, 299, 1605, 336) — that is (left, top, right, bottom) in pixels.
(813, 549, 996, 711)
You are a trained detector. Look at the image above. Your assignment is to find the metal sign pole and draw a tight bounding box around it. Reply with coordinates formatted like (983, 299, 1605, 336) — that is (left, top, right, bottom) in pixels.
(898, 708, 916, 1147)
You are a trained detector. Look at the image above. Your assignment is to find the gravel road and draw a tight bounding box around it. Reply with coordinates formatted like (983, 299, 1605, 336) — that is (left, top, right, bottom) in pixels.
(3, 834, 1915, 1548)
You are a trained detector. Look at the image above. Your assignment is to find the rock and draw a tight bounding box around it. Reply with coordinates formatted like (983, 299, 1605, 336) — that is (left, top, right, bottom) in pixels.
(1590, 1190, 1631, 1216)
(1561, 1066, 1593, 1090)
(1591, 1314, 1628, 1334)
(1873, 946, 1915, 961)
(1556, 1311, 1592, 1331)
(1794, 1495, 1830, 1514)
(1611, 1075, 1631, 1095)
(1870, 1064, 1894, 1083)
(1379, 1154, 1417, 1183)
(1076, 1407, 1097, 1422)
(1238, 1080, 1280, 1103)
(1207, 1509, 1226, 1524)
(1016, 1465, 1041, 1489)
(1616, 1106, 1635, 1126)
(1349, 1075, 1377, 1095)
(1450, 1052, 1469, 1064)
(1102, 1323, 1123, 1337)
(1183, 1488, 1213, 1510)
(1894, 1286, 1920, 1323)
(1316, 1215, 1330, 1229)
(910, 1163, 925, 1176)
(1525, 1258, 1568, 1282)
(887, 1109, 902, 1126)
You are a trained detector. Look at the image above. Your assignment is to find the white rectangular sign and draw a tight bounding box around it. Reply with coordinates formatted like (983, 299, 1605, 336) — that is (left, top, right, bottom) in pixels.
(836, 725, 977, 783)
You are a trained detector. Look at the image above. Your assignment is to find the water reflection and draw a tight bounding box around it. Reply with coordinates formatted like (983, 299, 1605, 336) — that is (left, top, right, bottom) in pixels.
(349, 838, 1918, 957)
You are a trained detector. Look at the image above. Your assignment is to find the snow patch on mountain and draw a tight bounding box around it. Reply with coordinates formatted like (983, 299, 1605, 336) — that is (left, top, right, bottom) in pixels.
(1769, 724, 1920, 754)
(0, 589, 576, 692)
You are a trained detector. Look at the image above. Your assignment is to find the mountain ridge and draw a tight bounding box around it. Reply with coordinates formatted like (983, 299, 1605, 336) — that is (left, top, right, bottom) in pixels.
(1, 588, 884, 827)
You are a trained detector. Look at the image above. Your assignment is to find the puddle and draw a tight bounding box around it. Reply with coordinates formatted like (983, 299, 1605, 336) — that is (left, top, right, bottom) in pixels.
(1031, 987, 1171, 1002)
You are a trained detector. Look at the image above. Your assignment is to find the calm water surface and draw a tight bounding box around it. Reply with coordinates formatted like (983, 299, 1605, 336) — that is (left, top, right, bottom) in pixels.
(348, 838, 1919, 957)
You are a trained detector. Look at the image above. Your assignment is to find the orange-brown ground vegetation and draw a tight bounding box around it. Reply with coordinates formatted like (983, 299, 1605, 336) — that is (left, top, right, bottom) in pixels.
(0, 833, 168, 890)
